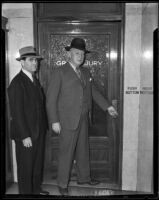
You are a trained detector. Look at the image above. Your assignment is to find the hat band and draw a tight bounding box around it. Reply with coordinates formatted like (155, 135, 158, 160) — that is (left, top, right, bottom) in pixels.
(21, 53, 38, 57)
(66, 46, 87, 51)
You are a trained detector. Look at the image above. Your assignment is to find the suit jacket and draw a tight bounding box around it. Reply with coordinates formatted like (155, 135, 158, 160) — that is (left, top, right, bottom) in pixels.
(7, 70, 47, 141)
(46, 62, 111, 130)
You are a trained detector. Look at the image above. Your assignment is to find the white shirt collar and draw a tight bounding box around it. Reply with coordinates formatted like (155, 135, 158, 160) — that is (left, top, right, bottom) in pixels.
(69, 62, 78, 71)
(22, 68, 33, 82)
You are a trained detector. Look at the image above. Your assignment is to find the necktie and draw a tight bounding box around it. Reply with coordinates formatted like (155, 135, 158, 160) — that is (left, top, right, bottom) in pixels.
(75, 67, 81, 79)
(32, 75, 43, 99)
(32, 75, 37, 86)
(75, 67, 86, 87)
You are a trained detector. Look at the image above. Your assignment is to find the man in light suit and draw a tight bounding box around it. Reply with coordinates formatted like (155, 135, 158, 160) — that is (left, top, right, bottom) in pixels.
(46, 38, 118, 195)
(7, 46, 49, 195)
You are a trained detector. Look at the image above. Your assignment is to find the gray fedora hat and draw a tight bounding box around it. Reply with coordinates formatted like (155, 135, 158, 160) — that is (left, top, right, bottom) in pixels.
(65, 38, 90, 53)
(16, 46, 43, 61)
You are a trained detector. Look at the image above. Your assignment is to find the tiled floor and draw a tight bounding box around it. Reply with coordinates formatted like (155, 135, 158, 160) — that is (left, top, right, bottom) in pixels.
(6, 182, 115, 196)
(6, 178, 151, 196)
(5, 170, 153, 196)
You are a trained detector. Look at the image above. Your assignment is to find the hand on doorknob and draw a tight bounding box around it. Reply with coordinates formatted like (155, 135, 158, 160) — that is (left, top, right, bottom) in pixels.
(107, 106, 118, 118)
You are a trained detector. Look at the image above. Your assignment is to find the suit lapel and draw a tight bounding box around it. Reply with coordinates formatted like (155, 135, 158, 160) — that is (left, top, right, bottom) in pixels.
(66, 63, 79, 79)
(20, 70, 33, 84)
(79, 67, 86, 88)
(19, 70, 43, 101)
(65, 63, 86, 88)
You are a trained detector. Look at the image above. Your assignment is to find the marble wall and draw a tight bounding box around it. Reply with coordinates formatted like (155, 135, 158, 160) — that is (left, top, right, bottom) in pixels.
(2, 3, 33, 182)
(122, 3, 142, 191)
(137, 3, 158, 192)
(122, 3, 158, 192)
(2, 3, 34, 81)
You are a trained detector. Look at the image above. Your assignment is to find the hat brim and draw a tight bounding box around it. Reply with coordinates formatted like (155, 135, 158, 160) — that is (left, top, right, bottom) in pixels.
(16, 55, 43, 61)
(65, 46, 90, 53)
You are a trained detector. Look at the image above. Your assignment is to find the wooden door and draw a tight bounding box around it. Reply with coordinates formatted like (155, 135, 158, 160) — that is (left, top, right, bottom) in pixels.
(38, 22, 121, 187)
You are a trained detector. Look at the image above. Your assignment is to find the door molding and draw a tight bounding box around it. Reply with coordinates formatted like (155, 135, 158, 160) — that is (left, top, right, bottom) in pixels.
(2, 16, 14, 189)
(33, 3, 125, 190)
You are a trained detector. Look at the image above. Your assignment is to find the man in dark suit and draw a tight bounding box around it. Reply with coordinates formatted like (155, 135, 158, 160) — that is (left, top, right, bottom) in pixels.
(46, 38, 118, 195)
(7, 46, 49, 195)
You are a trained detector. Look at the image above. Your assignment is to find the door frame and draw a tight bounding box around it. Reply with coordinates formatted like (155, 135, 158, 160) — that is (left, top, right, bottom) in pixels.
(33, 3, 125, 189)
(2, 16, 14, 189)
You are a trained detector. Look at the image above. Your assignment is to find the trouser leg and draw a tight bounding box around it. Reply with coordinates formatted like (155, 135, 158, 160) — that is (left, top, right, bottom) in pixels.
(75, 113, 91, 182)
(57, 128, 78, 188)
(15, 141, 33, 194)
(32, 134, 45, 193)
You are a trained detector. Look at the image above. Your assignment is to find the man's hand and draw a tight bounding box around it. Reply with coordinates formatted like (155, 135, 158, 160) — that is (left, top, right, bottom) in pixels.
(22, 137, 32, 148)
(107, 106, 118, 118)
(52, 122, 61, 134)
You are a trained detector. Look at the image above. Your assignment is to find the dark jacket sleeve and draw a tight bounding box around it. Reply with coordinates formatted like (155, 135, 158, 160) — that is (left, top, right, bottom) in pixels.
(91, 81, 111, 111)
(46, 68, 61, 125)
(8, 80, 31, 140)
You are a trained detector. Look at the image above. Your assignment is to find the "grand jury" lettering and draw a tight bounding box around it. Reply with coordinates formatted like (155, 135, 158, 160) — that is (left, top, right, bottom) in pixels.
(55, 60, 103, 66)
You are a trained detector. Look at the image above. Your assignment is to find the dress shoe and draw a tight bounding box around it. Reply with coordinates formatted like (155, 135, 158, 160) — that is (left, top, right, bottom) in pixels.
(39, 190, 49, 195)
(58, 186, 68, 195)
(77, 179, 100, 185)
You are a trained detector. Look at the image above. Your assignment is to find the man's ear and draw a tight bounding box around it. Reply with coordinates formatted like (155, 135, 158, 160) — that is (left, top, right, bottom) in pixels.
(20, 60, 24, 67)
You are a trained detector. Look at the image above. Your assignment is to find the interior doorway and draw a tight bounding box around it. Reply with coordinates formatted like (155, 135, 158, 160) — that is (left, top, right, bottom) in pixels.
(37, 21, 122, 188)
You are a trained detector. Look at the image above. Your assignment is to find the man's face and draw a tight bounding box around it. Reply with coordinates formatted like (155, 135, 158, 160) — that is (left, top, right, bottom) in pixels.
(21, 57, 38, 73)
(69, 48, 85, 67)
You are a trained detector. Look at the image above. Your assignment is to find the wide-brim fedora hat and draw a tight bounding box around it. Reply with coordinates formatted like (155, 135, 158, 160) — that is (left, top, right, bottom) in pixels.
(65, 38, 90, 53)
(16, 46, 43, 61)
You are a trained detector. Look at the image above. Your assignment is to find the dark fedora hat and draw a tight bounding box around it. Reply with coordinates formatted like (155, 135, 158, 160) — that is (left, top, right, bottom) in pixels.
(16, 46, 43, 61)
(65, 38, 90, 53)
